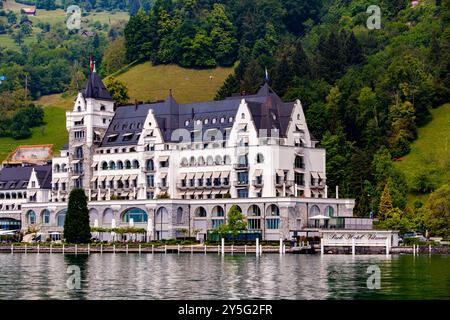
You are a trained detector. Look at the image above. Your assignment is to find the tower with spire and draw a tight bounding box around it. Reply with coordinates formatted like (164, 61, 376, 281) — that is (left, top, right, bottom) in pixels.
(65, 58, 115, 191)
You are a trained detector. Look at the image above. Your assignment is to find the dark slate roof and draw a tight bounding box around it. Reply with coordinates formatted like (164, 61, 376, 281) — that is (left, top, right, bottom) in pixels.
(83, 72, 113, 101)
(61, 143, 68, 151)
(0, 165, 52, 190)
(99, 84, 295, 147)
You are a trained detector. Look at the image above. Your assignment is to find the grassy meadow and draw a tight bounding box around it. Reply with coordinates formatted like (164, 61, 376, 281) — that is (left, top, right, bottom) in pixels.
(394, 103, 450, 203)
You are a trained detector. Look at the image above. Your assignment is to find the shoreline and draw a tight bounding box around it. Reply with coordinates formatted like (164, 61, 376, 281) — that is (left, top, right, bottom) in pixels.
(0, 244, 448, 255)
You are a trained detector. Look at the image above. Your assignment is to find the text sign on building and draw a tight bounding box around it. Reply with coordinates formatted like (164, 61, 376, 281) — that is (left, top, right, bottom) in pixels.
(322, 231, 393, 246)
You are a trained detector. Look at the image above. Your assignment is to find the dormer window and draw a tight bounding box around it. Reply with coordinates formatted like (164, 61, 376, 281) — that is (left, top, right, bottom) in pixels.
(241, 113, 245, 119)
(100, 105, 105, 111)
(185, 120, 190, 126)
(228, 116, 234, 123)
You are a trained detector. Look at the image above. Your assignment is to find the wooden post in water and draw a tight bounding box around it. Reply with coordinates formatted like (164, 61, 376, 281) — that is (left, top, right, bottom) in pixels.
(75, 244, 77, 255)
(320, 238, 324, 255)
(244, 245, 247, 255)
(385, 237, 389, 256)
(164, 244, 167, 254)
(204, 244, 207, 254)
(126, 244, 128, 255)
(25, 244, 27, 254)
(191, 245, 193, 255)
(113, 244, 116, 254)
(50, 244, 52, 254)
(260, 244, 263, 255)
(88, 244, 90, 255)
(139, 244, 141, 255)
(429, 244, 431, 255)
(37, 244, 39, 254)
(413, 244, 416, 255)
(352, 238, 355, 256)
(283, 244, 286, 254)
(11, 244, 13, 254)
(231, 244, 234, 255)
(256, 238, 259, 256)
(217, 245, 220, 254)
(178, 244, 180, 254)
(279, 238, 283, 254)
(100, 244, 103, 254)
(221, 238, 225, 255)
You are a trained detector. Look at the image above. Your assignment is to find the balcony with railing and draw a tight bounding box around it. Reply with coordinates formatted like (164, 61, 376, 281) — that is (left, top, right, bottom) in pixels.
(234, 180, 249, 187)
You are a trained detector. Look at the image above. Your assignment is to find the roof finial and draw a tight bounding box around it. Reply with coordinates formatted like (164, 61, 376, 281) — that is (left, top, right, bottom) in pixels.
(265, 67, 269, 83)
(169, 88, 172, 97)
(93, 61, 97, 73)
(89, 55, 93, 73)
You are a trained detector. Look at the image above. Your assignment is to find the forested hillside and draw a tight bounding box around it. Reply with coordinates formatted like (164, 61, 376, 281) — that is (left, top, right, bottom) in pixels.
(125, 0, 449, 236)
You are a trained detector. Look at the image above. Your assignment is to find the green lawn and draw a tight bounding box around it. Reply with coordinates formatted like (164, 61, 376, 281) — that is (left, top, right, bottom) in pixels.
(0, 99, 71, 161)
(394, 103, 450, 203)
(116, 62, 235, 103)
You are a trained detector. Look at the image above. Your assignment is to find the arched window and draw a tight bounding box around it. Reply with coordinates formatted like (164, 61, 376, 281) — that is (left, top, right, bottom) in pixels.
(256, 153, 264, 163)
(241, 113, 245, 119)
(132, 160, 140, 169)
(297, 114, 300, 120)
(109, 161, 116, 170)
(228, 116, 233, 123)
(89, 209, 99, 226)
(103, 208, 113, 225)
(206, 156, 213, 166)
(156, 207, 169, 224)
(56, 210, 67, 227)
(102, 162, 108, 170)
(117, 161, 124, 170)
(122, 207, 148, 223)
(41, 209, 50, 225)
(27, 210, 36, 225)
(54, 164, 60, 173)
(146, 159, 154, 171)
(195, 207, 207, 217)
(125, 160, 131, 169)
(176, 207, 183, 224)
(212, 206, 224, 217)
(310, 205, 320, 216)
(325, 206, 334, 217)
(100, 105, 106, 111)
(266, 204, 280, 216)
(295, 156, 304, 169)
(215, 155, 222, 165)
(197, 156, 205, 166)
(224, 155, 231, 165)
(220, 117, 225, 123)
(248, 205, 261, 216)
(190, 156, 196, 166)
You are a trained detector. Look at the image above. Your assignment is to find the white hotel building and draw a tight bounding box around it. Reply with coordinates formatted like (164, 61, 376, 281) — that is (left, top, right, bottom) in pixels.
(1, 71, 373, 240)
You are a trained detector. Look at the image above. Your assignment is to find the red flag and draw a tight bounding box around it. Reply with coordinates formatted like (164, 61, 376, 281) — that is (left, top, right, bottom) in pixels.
(89, 55, 93, 73)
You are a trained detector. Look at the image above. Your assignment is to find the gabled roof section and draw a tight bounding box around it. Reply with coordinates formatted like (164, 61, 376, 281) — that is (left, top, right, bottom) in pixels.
(0, 165, 52, 190)
(98, 84, 295, 146)
(84, 71, 113, 101)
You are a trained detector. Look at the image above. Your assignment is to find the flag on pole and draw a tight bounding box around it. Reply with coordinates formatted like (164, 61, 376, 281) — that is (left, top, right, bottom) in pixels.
(89, 55, 93, 73)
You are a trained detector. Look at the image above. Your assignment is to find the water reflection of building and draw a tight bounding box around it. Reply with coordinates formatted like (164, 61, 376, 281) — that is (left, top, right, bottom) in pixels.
(0, 70, 372, 240)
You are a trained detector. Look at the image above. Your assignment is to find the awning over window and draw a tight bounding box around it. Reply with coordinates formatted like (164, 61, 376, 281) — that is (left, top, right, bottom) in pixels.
(71, 159, 80, 164)
(122, 133, 133, 137)
(90, 193, 97, 198)
(53, 178, 59, 184)
(294, 168, 304, 173)
(237, 123, 247, 131)
(185, 191, 195, 196)
(91, 162, 98, 168)
(212, 172, 221, 179)
(194, 190, 203, 196)
(114, 176, 122, 181)
(186, 172, 195, 180)
(276, 169, 285, 176)
(122, 175, 130, 180)
(159, 156, 169, 162)
(106, 176, 114, 181)
(203, 190, 212, 195)
(203, 172, 213, 179)
(179, 173, 187, 180)
(94, 130, 102, 136)
(28, 191, 36, 197)
(159, 173, 167, 179)
(98, 176, 106, 182)
(311, 172, 319, 179)
(219, 190, 229, 194)
(90, 177, 98, 182)
(129, 174, 138, 180)
(318, 172, 325, 179)
(107, 134, 118, 138)
(211, 190, 220, 195)
(70, 176, 80, 180)
(294, 138, 301, 144)
(254, 169, 262, 176)
(221, 171, 230, 178)
(194, 172, 204, 179)
(121, 192, 130, 197)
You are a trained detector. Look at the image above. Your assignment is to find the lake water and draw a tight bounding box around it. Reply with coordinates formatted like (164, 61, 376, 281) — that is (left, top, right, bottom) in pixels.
(0, 253, 448, 300)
